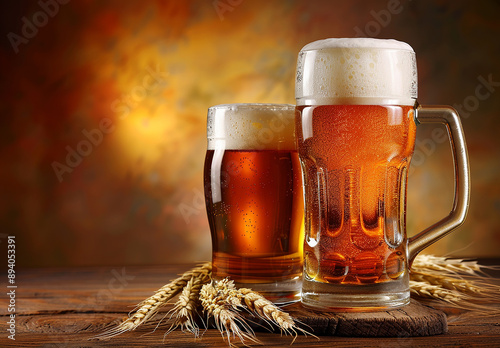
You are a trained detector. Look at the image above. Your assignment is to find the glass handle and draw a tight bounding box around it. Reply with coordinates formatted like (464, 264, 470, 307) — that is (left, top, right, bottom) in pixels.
(408, 105, 471, 263)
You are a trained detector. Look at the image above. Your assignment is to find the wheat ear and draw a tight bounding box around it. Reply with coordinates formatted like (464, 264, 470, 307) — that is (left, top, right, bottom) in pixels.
(409, 280, 465, 303)
(200, 280, 260, 345)
(412, 254, 481, 275)
(208, 278, 315, 343)
(410, 271, 481, 294)
(93, 262, 212, 340)
(410, 255, 500, 314)
(164, 272, 210, 337)
(237, 287, 312, 339)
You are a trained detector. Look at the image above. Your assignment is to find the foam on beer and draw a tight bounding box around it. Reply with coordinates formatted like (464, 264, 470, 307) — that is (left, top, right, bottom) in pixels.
(207, 104, 296, 150)
(296, 38, 417, 106)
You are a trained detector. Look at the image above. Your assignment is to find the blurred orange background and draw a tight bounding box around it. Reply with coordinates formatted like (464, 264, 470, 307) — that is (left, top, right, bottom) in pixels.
(1, 0, 499, 267)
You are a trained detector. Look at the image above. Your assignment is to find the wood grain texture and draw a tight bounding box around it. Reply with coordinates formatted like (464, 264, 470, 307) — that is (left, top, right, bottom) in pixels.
(284, 300, 447, 337)
(0, 264, 499, 347)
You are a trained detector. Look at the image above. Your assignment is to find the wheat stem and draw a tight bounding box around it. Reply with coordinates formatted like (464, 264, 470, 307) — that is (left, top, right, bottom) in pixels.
(93, 262, 211, 340)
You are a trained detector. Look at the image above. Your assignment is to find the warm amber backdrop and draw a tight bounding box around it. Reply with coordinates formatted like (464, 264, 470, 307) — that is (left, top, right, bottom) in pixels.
(1, 0, 499, 267)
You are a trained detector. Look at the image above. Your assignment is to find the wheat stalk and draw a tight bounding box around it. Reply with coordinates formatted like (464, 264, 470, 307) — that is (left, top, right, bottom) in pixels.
(410, 255, 500, 314)
(94, 262, 211, 340)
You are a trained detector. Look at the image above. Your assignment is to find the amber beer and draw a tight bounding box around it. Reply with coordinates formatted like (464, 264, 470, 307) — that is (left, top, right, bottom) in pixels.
(297, 105, 416, 285)
(204, 104, 304, 303)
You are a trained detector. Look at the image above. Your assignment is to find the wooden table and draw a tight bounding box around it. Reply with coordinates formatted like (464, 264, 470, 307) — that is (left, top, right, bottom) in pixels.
(2, 264, 500, 347)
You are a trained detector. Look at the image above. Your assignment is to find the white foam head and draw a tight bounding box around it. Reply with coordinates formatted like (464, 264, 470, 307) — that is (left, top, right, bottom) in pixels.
(207, 104, 296, 150)
(295, 38, 417, 106)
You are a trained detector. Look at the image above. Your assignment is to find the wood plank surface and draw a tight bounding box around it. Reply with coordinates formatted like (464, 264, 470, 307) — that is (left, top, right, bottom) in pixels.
(1, 264, 499, 347)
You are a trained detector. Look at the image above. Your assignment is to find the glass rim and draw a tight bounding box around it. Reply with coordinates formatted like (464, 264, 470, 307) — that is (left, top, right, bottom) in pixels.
(208, 103, 295, 111)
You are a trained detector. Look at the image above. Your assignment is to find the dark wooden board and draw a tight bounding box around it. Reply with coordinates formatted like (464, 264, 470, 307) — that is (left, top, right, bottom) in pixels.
(282, 299, 447, 337)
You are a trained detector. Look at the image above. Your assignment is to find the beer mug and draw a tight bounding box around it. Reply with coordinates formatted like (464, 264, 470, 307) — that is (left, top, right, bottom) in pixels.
(204, 104, 304, 303)
(295, 38, 470, 310)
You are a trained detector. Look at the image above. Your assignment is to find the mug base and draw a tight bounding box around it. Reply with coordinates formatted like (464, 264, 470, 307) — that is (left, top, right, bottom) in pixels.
(301, 278, 410, 311)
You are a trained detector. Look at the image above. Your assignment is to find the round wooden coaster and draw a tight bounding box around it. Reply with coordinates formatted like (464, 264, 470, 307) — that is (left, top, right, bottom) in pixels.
(282, 299, 447, 337)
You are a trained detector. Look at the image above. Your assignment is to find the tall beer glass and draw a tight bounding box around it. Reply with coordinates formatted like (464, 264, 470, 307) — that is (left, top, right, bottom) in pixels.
(204, 104, 304, 303)
(295, 38, 470, 310)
